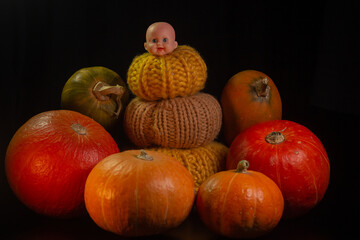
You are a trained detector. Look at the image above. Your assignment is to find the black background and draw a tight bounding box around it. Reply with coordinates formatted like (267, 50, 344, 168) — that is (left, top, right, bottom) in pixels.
(1, 0, 359, 239)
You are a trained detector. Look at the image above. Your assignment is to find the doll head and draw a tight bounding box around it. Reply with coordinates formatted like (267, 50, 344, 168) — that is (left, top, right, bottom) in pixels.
(144, 22, 178, 56)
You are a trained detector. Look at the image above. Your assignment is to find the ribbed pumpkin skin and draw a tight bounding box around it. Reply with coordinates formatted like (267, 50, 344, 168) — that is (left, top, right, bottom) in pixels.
(196, 166, 284, 239)
(221, 70, 282, 145)
(123, 93, 222, 148)
(5, 110, 119, 218)
(84, 150, 195, 237)
(127, 45, 207, 101)
(61, 66, 129, 130)
(226, 120, 330, 219)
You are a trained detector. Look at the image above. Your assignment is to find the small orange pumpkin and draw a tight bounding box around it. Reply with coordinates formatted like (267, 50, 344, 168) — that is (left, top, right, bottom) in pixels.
(221, 70, 282, 145)
(84, 150, 195, 237)
(196, 160, 284, 239)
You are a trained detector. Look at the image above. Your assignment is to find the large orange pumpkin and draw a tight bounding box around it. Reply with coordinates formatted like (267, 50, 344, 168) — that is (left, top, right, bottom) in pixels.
(221, 70, 282, 145)
(84, 150, 195, 237)
(196, 160, 284, 239)
(5, 110, 119, 218)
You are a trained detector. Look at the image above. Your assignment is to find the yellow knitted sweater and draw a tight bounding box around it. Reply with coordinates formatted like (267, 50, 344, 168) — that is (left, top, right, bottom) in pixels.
(148, 141, 228, 191)
(127, 45, 207, 101)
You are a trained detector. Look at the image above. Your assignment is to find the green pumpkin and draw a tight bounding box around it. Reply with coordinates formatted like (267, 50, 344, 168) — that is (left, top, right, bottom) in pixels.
(61, 66, 129, 130)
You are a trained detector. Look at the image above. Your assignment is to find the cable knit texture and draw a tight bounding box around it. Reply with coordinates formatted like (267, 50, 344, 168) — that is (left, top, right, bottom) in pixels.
(127, 45, 207, 101)
(124, 92, 222, 148)
(147, 142, 228, 191)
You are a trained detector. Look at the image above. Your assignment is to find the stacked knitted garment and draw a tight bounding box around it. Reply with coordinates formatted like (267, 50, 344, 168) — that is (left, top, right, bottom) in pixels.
(124, 45, 228, 190)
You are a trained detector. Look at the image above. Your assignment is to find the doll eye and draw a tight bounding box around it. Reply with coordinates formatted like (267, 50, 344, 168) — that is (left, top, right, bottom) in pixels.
(151, 39, 157, 43)
(163, 38, 168, 42)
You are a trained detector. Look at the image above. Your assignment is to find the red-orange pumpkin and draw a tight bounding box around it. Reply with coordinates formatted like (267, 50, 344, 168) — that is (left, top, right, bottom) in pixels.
(221, 70, 282, 145)
(5, 110, 119, 218)
(226, 120, 330, 218)
(84, 150, 195, 237)
(196, 160, 284, 239)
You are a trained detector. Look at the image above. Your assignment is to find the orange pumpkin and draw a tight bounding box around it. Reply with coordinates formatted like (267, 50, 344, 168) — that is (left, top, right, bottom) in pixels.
(84, 150, 195, 237)
(221, 70, 282, 145)
(196, 160, 284, 239)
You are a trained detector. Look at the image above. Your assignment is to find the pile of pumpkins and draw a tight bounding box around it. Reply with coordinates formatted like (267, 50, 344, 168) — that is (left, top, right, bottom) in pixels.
(5, 61, 330, 237)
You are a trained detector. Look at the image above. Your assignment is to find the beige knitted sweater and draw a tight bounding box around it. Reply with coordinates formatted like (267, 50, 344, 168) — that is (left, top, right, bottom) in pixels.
(124, 92, 222, 148)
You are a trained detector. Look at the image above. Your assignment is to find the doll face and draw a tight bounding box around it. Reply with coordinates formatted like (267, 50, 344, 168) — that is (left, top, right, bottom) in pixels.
(144, 22, 178, 56)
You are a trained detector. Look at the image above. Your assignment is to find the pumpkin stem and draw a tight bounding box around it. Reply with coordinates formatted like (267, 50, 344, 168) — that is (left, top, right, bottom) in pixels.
(253, 77, 270, 98)
(265, 131, 285, 144)
(236, 160, 249, 173)
(92, 81, 126, 119)
(136, 150, 154, 161)
(71, 123, 87, 135)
